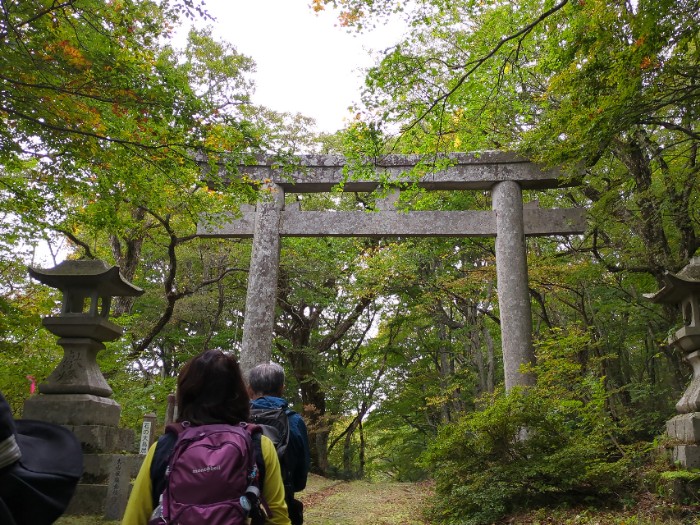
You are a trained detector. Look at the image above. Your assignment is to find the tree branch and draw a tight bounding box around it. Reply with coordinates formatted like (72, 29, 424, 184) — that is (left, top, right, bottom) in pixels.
(402, 0, 570, 134)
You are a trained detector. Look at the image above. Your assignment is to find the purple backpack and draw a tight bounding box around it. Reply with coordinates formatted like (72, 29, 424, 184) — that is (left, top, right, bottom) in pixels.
(149, 422, 264, 525)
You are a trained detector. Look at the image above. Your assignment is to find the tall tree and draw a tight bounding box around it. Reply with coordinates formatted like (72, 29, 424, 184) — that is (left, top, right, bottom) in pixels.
(274, 233, 378, 473)
(0, 0, 315, 415)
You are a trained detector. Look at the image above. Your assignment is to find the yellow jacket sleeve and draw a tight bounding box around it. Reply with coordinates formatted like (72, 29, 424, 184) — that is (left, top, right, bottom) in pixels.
(121, 442, 156, 525)
(260, 434, 292, 525)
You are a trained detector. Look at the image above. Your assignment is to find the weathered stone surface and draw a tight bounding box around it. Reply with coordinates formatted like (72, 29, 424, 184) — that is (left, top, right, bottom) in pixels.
(27, 260, 143, 299)
(675, 351, 700, 413)
(66, 483, 108, 515)
(199, 210, 256, 237)
(64, 453, 141, 519)
(206, 152, 578, 192)
(199, 207, 586, 238)
(240, 184, 284, 376)
(670, 326, 700, 354)
(667, 413, 700, 442)
(67, 424, 135, 453)
(493, 181, 536, 391)
(198, 153, 584, 391)
(658, 475, 700, 503)
(41, 317, 124, 341)
(522, 207, 587, 236)
(23, 393, 121, 426)
(673, 444, 700, 468)
(287, 210, 497, 237)
(37, 338, 113, 396)
(81, 453, 142, 483)
(105, 455, 132, 520)
(644, 256, 700, 305)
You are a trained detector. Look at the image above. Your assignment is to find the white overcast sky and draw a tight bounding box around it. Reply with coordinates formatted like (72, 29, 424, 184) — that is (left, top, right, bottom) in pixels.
(191, 0, 406, 133)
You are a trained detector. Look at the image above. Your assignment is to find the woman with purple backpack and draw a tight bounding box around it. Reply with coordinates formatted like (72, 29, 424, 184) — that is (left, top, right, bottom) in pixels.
(122, 350, 291, 525)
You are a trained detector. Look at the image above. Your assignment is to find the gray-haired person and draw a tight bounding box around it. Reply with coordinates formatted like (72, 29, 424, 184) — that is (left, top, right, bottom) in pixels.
(248, 363, 310, 525)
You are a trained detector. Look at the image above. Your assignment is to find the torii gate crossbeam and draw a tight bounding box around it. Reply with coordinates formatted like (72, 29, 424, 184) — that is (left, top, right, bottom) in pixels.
(198, 152, 586, 391)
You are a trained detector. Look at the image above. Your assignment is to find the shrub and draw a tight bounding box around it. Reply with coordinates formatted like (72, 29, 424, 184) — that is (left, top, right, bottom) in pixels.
(422, 330, 637, 524)
(423, 387, 635, 524)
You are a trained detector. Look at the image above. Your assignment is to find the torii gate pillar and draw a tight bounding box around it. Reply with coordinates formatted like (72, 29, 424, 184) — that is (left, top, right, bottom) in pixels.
(239, 182, 284, 376)
(493, 181, 536, 389)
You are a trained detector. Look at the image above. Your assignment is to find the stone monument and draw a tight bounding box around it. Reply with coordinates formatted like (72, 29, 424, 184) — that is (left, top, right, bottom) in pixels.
(645, 256, 700, 467)
(24, 259, 144, 517)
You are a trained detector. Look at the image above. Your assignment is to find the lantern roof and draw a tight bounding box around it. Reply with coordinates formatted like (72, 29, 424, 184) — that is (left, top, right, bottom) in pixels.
(645, 257, 700, 304)
(27, 260, 143, 297)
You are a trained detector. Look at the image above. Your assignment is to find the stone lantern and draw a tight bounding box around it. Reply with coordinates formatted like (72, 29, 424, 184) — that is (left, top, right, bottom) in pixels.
(23, 260, 143, 431)
(645, 256, 700, 467)
(22, 259, 145, 518)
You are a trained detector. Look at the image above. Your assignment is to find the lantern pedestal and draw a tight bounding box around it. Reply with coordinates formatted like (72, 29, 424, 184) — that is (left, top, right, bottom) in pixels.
(24, 393, 121, 427)
(36, 337, 113, 397)
(667, 413, 700, 468)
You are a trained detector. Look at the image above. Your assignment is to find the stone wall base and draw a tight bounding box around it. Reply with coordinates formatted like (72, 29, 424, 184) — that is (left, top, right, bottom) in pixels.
(65, 453, 144, 520)
(68, 424, 134, 453)
(672, 445, 700, 469)
(667, 413, 700, 442)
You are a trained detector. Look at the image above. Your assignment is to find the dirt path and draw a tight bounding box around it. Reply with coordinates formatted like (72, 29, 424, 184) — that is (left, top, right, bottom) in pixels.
(297, 475, 433, 525)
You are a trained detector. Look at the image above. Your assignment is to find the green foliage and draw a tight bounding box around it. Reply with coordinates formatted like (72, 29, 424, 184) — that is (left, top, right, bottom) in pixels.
(0, 277, 63, 413)
(422, 330, 638, 525)
(363, 422, 430, 482)
(660, 470, 700, 483)
(2, 6, 698, 524)
(1, 0, 265, 393)
(424, 390, 633, 524)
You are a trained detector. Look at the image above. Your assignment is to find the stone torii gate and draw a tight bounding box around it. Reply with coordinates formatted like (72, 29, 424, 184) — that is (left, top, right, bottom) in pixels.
(198, 151, 586, 391)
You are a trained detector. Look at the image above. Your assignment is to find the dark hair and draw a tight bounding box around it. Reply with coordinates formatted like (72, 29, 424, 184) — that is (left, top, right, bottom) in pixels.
(176, 350, 250, 425)
(247, 362, 285, 397)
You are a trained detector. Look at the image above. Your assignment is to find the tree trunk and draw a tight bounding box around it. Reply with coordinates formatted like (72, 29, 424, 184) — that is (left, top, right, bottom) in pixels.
(483, 324, 496, 393)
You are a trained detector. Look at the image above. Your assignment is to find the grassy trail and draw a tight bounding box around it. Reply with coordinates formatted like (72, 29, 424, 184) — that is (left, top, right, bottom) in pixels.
(298, 474, 433, 525)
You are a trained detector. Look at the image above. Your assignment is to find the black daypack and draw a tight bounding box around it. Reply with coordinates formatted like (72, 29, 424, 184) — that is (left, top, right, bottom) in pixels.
(249, 407, 290, 461)
(249, 406, 303, 525)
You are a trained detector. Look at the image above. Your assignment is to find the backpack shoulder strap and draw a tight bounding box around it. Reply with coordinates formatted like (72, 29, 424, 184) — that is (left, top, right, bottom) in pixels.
(245, 422, 262, 436)
(149, 428, 179, 509)
(246, 426, 270, 525)
(252, 430, 265, 489)
(248, 424, 265, 493)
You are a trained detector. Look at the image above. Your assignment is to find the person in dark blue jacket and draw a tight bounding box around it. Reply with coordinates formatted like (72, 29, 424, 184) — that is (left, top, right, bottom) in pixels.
(248, 363, 310, 525)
